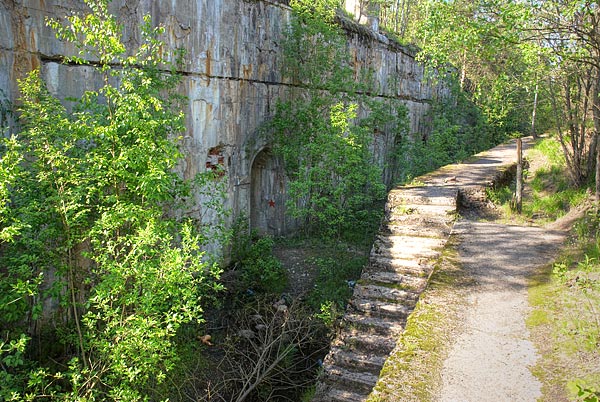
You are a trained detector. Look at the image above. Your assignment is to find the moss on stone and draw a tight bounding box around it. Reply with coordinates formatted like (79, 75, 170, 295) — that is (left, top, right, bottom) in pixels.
(366, 238, 469, 402)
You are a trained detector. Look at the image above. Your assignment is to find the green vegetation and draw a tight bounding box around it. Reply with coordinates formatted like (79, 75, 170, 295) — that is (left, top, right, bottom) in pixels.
(301, 243, 369, 327)
(486, 137, 588, 223)
(267, 0, 503, 239)
(3, 0, 600, 399)
(395, 91, 500, 184)
(0, 1, 226, 399)
(267, 1, 402, 239)
(529, 215, 600, 401)
(267, 97, 392, 239)
(525, 137, 581, 218)
(229, 222, 287, 296)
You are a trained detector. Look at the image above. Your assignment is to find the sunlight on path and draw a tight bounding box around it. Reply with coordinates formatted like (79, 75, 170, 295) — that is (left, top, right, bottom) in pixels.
(439, 221, 565, 402)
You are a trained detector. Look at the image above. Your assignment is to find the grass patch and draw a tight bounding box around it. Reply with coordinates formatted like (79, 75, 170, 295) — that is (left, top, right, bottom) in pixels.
(528, 249, 600, 400)
(525, 189, 587, 222)
(484, 136, 588, 224)
(528, 217, 600, 401)
(271, 234, 373, 327)
(306, 253, 367, 311)
(366, 240, 471, 402)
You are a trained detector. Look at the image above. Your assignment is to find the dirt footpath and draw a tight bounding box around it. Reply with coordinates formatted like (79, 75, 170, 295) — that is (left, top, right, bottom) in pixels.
(438, 220, 565, 402)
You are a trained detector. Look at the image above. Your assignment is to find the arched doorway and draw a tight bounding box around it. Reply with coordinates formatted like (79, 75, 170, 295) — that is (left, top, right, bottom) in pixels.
(250, 149, 287, 236)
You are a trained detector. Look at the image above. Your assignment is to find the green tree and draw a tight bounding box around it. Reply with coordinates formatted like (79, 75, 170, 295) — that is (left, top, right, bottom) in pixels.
(0, 0, 225, 399)
(267, 2, 408, 238)
(529, 0, 600, 193)
(418, 0, 537, 134)
(408, 0, 600, 192)
(269, 97, 397, 238)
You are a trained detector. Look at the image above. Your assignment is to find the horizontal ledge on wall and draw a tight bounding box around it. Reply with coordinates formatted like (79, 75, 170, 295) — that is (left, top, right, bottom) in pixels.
(36, 55, 433, 105)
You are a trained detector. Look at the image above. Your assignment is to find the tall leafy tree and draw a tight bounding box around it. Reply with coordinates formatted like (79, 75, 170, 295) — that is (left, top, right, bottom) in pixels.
(411, 0, 600, 191)
(529, 0, 600, 192)
(416, 0, 538, 134)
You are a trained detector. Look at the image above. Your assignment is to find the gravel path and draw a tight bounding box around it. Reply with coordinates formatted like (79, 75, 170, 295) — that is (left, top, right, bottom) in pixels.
(439, 220, 565, 402)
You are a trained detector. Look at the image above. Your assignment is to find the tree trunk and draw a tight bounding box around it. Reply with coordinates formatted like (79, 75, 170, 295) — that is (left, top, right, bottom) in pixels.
(592, 65, 600, 206)
(596, 140, 600, 209)
(394, 0, 401, 34)
(531, 83, 538, 139)
(515, 138, 523, 213)
(401, 0, 411, 39)
(460, 49, 467, 91)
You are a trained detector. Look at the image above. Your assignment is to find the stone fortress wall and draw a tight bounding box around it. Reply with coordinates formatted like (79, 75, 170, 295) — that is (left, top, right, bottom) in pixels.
(0, 0, 445, 237)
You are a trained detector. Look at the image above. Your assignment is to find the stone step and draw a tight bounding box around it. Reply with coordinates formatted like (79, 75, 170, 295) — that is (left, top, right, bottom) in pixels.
(374, 234, 447, 250)
(370, 247, 442, 264)
(353, 283, 419, 303)
(366, 255, 425, 270)
(340, 331, 396, 354)
(382, 219, 453, 238)
(363, 256, 435, 275)
(386, 203, 456, 218)
(367, 257, 436, 276)
(325, 387, 367, 402)
(350, 298, 413, 319)
(329, 346, 387, 374)
(386, 210, 456, 226)
(342, 312, 405, 337)
(312, 140, 524, 402)
(370, 238, 445, 261)
(321, 365, 380, 394)
(387, 186, 458, 207)
(360, 271, 428, 292)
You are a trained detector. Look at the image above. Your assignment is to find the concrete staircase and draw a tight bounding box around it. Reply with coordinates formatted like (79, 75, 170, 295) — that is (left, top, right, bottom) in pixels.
(312, 139, 530, 402)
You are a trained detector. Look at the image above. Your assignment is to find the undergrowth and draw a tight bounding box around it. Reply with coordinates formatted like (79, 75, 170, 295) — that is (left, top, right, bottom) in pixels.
(528, 211, 600, 401)
(486, 136, 587, 223)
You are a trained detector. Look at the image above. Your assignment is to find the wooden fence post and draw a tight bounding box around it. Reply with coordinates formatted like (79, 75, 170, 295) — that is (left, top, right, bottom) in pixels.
(516, 138, 523, 213)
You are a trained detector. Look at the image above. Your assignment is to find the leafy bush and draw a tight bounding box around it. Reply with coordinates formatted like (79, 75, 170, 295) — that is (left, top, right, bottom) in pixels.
(269, 98, 393, 239)
(395, 92, 499, 184)
(267, 4, 408, 239)
(307, 255, 366, 323)
(229, 217, 287, 295)
(0, 1, 226, 399)
(239, 236, 287, 294)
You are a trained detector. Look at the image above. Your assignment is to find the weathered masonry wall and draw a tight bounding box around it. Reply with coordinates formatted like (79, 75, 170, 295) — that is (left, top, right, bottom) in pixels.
(0, 0, 445, 236)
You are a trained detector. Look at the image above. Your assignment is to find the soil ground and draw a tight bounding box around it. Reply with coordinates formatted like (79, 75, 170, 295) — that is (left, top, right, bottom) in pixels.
(272, 245, 321, 298)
